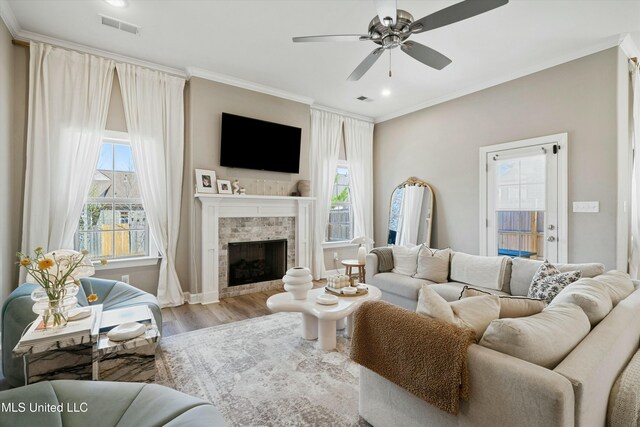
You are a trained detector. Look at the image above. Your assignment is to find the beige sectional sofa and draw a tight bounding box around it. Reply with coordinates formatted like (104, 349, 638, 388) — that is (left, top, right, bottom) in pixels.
(361, 249, 640, 427)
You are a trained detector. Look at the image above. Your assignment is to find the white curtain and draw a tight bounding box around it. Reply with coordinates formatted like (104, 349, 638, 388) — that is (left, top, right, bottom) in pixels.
(344, 117, 374, 250)
(310, 109, 343, 279)
(116, 63, 186, 307)
(21, 43, 114, 282)
(630, 60, 640, 278)
(396, 185, 425, 246)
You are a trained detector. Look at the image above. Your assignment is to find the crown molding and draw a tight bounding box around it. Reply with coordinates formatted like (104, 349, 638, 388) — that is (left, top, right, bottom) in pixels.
(0, 0, 20, 37)
(374, 35, 624, 123)
(187, 67, 314, 105)
(311, 104, 374, 123)
(12, 30, 188, 78)
(619, 33, 640, 60)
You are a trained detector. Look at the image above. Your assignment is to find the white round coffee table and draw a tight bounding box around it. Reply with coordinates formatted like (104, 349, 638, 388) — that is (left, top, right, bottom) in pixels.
(267, 285, 381, 351)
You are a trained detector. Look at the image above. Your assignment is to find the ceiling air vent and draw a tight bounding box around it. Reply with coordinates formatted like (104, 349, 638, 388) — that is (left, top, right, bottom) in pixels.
(99, 14, 141, 35)
(356, 96, 373, 102)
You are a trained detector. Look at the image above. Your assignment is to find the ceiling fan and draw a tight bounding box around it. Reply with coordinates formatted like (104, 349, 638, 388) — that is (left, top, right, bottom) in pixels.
(292, 0, 509, 81)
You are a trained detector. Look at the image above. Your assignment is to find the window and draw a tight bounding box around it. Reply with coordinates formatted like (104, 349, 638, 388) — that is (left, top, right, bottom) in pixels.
(75, 133, 152, 261)
(326, 163, 353, 242)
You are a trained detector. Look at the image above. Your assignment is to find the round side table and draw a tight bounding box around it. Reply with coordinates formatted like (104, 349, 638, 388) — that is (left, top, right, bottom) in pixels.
(341, 259, 365, 285)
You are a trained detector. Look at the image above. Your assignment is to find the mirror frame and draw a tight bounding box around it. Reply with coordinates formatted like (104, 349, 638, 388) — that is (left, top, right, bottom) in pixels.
(388, 176, 435, 246)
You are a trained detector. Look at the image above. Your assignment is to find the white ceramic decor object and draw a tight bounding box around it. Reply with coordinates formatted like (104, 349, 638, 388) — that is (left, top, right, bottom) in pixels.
(283, 267, 313, 300)
(342, 287, 357, 295)
(107, 322, 146, 341)
(67, 307, 92, 321)
(316, 294, 339, 305)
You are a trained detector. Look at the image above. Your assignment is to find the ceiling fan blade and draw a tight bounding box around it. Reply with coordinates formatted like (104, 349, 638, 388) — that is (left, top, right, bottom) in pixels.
(347, 48, 385, 81)
(410, 0, 509, 34)
(292, 34, 371, 43)
(374, 0, 397, 26)
(401, 41, 452, 70)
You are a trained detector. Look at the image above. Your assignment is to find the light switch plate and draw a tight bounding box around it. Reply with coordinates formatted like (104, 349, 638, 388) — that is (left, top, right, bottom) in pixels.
(573, 201, 599, 213)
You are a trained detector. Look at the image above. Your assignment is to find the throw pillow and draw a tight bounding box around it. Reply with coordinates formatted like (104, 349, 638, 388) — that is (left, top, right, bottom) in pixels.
(479, 303, 591, 369)
(417, 285, 500, 340)
(413, 247, 451, 283)
(391, 245, 421, 276)
(527, 260, 581, 304)
(460, 286, 545, 319)
(549, 278, 613, 326)
(593, 270, 635, 306)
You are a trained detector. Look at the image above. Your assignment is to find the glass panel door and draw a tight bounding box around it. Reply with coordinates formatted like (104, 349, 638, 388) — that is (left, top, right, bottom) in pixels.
(487, 143, 558, 262)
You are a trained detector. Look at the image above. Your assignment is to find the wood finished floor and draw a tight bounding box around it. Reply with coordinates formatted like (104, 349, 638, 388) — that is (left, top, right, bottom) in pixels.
(161, 281, 325, 337)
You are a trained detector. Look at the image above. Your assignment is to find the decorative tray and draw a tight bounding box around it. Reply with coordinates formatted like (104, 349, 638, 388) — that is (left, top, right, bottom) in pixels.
(325, 286, 369, 297)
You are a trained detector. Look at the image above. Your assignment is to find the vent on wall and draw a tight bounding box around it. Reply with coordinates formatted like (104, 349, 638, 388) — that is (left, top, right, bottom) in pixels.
(99, 14, 141, 35)
(356, 96, 374, 102)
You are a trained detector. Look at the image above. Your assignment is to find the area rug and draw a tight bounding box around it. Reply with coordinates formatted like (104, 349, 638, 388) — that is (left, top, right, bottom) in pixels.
(155, 312, 367, 427)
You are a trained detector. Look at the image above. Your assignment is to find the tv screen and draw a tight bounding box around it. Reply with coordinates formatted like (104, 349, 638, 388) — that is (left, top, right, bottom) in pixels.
(220, 113, 302, 173)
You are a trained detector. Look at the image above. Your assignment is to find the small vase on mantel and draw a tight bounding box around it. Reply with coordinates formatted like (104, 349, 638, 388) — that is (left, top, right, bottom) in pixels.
(297, 180, 311, 197)
(282, 267, 313, 300)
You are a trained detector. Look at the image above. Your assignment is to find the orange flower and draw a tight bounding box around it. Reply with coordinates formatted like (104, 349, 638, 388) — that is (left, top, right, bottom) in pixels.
(37, 258, 55, 270)
(87, 294, 98, 303)
(20, 258, 31, 266)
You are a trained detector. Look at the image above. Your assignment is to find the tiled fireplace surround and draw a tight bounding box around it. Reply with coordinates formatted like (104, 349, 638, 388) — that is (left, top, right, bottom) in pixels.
(196, 194, 313, 304)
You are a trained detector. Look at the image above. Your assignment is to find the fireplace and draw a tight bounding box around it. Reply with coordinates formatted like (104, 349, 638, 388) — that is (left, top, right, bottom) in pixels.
(228, 239, 287, 287)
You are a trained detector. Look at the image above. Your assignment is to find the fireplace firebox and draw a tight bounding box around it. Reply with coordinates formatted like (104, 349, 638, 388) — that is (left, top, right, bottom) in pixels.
(228, 239, 287, 287)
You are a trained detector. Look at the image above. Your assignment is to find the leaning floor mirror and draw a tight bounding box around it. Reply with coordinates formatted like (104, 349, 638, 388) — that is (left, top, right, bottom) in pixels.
(387, 177, 434, 247)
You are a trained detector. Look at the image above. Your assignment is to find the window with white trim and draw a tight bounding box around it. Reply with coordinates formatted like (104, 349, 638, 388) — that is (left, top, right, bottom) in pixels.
(326, 162, 353, 242)
(75, 133, 152, 261)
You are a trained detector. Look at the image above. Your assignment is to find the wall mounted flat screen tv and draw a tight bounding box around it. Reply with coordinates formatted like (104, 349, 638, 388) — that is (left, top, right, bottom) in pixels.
(220, 113, 302, 173)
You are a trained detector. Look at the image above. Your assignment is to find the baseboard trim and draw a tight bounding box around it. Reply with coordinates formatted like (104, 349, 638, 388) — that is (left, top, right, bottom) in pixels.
(183, 291, 220, 305)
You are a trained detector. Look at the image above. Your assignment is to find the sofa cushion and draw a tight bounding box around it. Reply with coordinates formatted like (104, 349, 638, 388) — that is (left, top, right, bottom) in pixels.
(460, 286, 545, 318)
(527, 260, 582, 303)
(592, 270, 634, 306)
(479, 303, 590, 369)
(510, 257, 605, 296)
(413, 247, 451, 283)
(391, 245, 421, 276)
(449, 252, 511, 291)
(431, 282, 510, 302)
(417, 285, 500, 340)
(371, 272, 433, 301)
(549, 278, 613, 326)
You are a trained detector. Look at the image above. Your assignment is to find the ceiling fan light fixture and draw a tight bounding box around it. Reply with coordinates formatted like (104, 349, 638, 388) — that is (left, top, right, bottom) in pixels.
(104, 0, 128, 8)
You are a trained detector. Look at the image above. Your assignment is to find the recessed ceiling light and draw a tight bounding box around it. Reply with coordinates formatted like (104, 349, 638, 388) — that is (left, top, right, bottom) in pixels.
(104, 0, 128, 8)
(381, 89, 391, 97)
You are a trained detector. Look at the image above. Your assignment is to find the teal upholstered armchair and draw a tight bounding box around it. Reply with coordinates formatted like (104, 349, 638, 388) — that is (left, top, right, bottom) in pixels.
(1, 278, 162, 388)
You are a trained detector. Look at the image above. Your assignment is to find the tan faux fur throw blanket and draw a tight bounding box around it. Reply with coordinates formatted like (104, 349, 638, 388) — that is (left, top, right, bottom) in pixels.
(350, 300, 476, 415)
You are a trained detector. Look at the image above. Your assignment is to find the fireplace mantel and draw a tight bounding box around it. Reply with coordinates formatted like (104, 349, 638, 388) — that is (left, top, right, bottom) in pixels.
(195, 193, 314, 304)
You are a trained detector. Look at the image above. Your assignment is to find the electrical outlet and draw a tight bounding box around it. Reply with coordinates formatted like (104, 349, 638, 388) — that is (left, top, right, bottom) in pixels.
(121, 274, 130, 284)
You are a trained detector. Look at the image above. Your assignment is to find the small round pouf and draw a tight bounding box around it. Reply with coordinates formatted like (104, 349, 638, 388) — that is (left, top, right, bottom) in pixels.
(283, 267, 313, 300)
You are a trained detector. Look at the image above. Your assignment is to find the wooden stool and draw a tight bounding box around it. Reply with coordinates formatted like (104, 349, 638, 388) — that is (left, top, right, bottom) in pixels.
(341, 259, 365, 285)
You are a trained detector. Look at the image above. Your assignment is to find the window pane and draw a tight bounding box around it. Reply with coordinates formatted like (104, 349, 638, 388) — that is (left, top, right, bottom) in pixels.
(115, 230, 147, 258)
(113, 172, 140, 198)
(114, 144, 135, 172)
(96, 143, 113, 170)
(79, 203, 114, 231)
(89, 171, 113, 198)
(77, 231, 114, 259)
(327, 165, 353, 242)
(114, 203, 147, 230)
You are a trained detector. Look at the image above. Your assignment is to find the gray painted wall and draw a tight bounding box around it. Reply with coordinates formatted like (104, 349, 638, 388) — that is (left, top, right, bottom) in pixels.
(179, 77, 312, 294)
(0, 20, 27, 304)
(373, 48, 622, 269)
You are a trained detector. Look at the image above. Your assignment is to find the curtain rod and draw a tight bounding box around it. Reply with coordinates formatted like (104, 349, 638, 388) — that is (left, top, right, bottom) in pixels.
(12, 39, 29, 48)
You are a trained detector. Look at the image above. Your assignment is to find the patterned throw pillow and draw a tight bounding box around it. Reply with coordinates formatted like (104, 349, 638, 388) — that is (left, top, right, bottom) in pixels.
(527, 260, 581, 304)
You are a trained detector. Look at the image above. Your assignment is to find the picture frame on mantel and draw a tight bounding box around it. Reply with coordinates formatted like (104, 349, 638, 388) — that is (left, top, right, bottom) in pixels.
(195, 169, 217, 194)
(217, 179, 233, 194)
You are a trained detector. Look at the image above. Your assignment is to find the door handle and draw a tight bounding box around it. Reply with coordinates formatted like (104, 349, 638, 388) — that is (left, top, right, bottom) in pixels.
(548, 225, 555, 230)
(547, 236, 556, 242)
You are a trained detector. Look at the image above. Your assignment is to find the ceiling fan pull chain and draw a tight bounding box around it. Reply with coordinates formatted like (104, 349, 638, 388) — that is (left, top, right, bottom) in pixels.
(389, 50, 392, 77)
